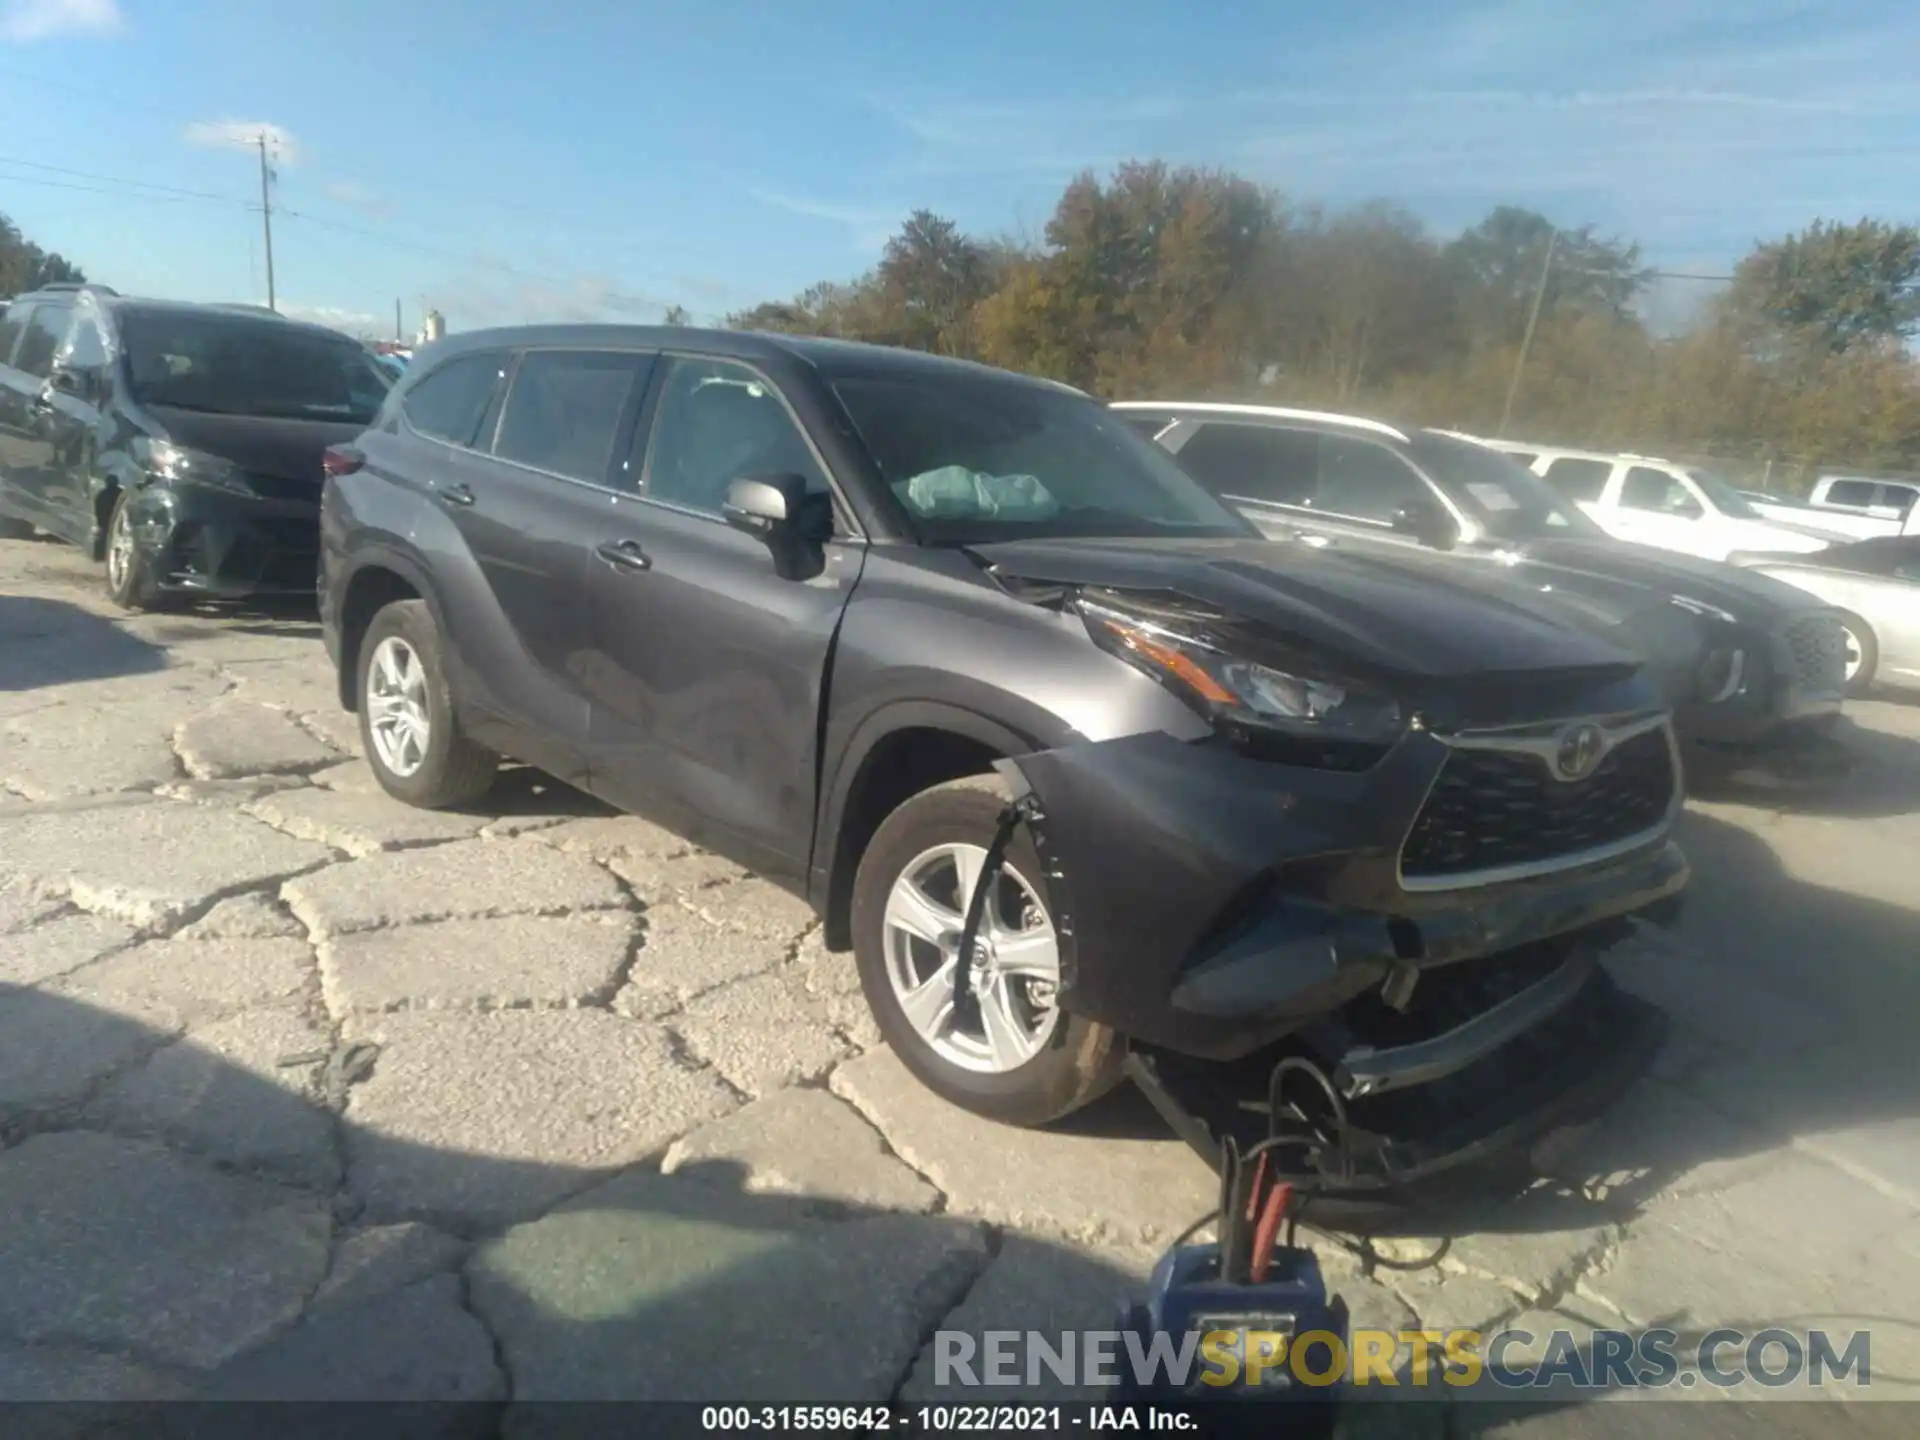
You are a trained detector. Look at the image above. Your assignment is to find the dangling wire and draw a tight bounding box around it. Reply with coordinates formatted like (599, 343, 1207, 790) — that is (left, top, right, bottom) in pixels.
(952, 794, 1039, 1027)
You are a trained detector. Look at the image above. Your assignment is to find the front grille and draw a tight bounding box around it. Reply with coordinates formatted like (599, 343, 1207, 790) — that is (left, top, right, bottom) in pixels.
(1785, 615, 1847, 693)
(1400, 727, 1674, 883)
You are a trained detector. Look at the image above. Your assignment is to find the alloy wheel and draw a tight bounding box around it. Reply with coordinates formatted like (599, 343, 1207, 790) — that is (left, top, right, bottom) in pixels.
(106, 501, 135, 595)
(366, 636, 432, 779)
(882, 841, 1062, 1073)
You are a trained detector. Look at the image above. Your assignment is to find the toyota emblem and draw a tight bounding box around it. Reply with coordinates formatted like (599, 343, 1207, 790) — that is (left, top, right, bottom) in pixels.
(1554, 723, 1607, 781)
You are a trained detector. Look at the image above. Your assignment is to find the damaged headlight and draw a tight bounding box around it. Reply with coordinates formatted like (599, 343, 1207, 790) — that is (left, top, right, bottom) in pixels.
(1078, 593, 1404, 744)
(133, 438, 256, 498)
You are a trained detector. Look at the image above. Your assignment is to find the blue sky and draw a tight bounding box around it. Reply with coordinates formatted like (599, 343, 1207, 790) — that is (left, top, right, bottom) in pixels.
(1, 0, 1916, 336)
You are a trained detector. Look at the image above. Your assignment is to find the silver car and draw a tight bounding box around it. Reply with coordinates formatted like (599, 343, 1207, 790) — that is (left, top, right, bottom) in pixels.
(1732, 537, 1920, 696)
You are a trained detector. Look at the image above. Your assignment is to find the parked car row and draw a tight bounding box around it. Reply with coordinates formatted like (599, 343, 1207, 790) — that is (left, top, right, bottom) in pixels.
(1114, 404, 1858, 760)
(0, 299, 1897, 1208)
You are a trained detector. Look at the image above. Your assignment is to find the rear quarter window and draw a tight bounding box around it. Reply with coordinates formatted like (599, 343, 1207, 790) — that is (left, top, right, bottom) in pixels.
(402, 351, 509, 448)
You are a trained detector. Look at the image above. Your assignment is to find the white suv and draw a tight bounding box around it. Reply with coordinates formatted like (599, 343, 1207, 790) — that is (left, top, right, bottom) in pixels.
(1459, 438, 1853, 562)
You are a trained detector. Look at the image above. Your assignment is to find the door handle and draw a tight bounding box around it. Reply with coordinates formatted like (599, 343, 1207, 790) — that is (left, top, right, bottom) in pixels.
(435, 482, 475, 507)
(596, 538, 651, 572)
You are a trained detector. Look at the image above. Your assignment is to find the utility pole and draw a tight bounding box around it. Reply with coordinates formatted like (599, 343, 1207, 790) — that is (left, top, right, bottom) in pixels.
(256, 134, 277, 313)
(395, 298, 403, 342)
(1497, 228, 1557, 439)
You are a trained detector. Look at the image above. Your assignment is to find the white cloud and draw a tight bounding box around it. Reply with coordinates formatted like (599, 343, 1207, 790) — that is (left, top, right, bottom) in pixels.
(272, 303, 382, 333)
(431, 269, 696, 330)
(749, 189, 903, 252)
(322, 180, 392, 217)
(184, 119, 302, 167)
(0, 0, 123, 43)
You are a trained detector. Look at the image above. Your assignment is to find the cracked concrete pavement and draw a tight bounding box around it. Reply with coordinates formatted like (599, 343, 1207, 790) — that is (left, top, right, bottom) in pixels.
(4, 537, 1920, 1428)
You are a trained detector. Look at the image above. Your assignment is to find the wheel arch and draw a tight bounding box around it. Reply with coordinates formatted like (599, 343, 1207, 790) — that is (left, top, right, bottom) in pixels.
(333, 551, 445, 712)
(815, 700, 1049, 952)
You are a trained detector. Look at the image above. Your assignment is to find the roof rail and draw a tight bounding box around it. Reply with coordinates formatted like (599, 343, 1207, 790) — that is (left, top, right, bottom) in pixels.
(1111, 400, 1409, 443)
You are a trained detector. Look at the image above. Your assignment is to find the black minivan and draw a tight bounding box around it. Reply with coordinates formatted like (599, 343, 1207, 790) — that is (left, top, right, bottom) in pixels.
(0, 284, 392, 609)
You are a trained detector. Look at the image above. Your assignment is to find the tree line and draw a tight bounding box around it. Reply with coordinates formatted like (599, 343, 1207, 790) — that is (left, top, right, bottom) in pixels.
(728, 163, 1920, 492)
(0, 212, 85, 299)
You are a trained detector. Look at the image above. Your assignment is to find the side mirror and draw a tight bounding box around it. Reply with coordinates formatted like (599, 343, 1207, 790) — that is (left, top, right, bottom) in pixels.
(1391, 497, 1458, 549)
(722, 474, 831, 580)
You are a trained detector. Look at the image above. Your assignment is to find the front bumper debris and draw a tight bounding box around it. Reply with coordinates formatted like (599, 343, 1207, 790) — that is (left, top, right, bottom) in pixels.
(1127, 964, 1668, 1216)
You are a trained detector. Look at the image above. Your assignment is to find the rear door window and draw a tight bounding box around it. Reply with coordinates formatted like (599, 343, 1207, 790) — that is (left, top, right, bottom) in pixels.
(1171, 422, 1318, 506)
(402, 351, 509, 448)
(1541, 456, 1611, 502)
(492, 349, 653, 486)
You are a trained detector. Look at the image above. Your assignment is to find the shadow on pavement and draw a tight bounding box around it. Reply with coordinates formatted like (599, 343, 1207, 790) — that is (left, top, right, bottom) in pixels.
(0, 596, 170, 693)
(11, 990, 1905, 1439)
(0, 985, 1141, 1428)
(1687, 711, 1920, 819)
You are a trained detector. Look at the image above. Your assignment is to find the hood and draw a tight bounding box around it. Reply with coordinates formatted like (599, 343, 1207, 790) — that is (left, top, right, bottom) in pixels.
(1521, 537, 1830, 619)
(148, 407, 368, 487)
(966, 534, 1638, 679)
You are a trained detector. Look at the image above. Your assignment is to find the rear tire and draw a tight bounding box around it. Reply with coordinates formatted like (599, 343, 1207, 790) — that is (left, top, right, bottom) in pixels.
(1838, 611, 1879, 697)
(0, 514, 34, 540)
(852, 774, 1125, 1127)
(355, 599, 498, 809)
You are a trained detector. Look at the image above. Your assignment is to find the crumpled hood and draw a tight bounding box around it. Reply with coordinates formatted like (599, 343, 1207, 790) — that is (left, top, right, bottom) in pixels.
(967, 534, 1639, 679)
(148, 407, 367, 487)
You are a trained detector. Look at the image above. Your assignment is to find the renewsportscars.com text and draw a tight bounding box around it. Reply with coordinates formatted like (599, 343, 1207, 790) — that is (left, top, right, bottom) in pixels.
(934, 1326, 1873, 1391)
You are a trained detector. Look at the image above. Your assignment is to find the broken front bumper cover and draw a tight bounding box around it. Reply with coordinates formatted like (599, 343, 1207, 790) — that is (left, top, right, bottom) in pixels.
(994, 728, 1686, 1061)
(1127, 968, 1667, 1214)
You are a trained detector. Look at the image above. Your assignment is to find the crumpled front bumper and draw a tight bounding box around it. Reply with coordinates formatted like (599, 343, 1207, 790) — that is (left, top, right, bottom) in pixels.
(125, 481, 321, 599)
(994, 728, 1686, 1061)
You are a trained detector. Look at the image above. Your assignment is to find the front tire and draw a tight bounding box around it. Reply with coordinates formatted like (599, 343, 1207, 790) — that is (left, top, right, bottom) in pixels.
(356, 599, 498, 809)
(103, 490, 170, 612)
(852, 774, 1125, 1126)
(1838, 611, 1879, 697)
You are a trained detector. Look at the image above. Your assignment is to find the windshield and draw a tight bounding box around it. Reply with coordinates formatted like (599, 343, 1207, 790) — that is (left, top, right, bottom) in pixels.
(1407, 432, 1604, 542)
(120, 310, 392, 424)
(831, 373, 1253, 543)
(1684, 468, 1761, 519)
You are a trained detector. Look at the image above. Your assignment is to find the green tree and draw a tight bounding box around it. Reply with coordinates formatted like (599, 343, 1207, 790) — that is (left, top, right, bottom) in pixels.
(872, 210, 993, 356)
(1446, 206, 1648, 343)
(0, 213, 86, 296)
(1723, 218, 1920, 354)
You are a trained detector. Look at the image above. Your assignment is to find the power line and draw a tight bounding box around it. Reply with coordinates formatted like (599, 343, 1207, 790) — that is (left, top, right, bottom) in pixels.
(0, 155, 245, 205)
(276, 207, 723, 322)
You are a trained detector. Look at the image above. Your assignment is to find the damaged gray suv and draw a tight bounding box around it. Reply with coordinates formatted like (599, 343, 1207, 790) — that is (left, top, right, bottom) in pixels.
(321, 327, 1685, 1201)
